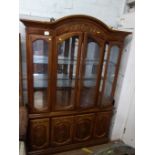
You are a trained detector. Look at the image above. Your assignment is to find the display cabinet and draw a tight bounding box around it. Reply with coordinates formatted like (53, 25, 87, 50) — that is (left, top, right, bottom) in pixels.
(21, 15, 130, 155)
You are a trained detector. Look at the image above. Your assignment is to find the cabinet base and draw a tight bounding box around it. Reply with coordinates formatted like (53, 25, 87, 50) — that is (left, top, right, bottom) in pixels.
(28, 138, 109, 155)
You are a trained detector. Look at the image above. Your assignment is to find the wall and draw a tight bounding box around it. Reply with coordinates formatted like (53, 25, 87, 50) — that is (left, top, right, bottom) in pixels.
(19, 0, 125, 27)
(110, 12, 135, 147)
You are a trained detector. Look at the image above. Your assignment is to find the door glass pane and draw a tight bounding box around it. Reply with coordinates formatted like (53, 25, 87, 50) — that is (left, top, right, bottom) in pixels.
(99, 44, 109, 93)
(80, 38, 100, 108)
(56, 36, 79, 110)
(32, 39, 49, 110)
(101, 45, 119, 105)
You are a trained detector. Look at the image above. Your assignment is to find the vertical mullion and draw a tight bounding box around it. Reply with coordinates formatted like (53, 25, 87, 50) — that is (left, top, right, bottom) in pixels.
(101, 43, 112, 102)
(69, 37, 75, 79)
(51, 33, 57, 111)
(69, 37, 75, 106)
(77, 33, 88, 108)
(27, 34, 33, 113)
(75, 33, 84, 109)
(47, 36, 52, 113)
(63, 39, 70, 106)
(63, 39, 69, 74)
(94, 41, 105, 105)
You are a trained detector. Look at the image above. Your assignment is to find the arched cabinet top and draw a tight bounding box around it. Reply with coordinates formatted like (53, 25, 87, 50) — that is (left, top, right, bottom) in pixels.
(20, 15, 131, 41)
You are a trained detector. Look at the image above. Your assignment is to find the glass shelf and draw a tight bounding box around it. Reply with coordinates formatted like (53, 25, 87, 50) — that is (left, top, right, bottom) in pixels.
(58, 59, 77, 65)
(33, 55, 48, 64)
(33, 74, 48, 88)
(57, 80, 75, 88)
(33, 73, 48, 79)
(57, 58, 100, 65)
(33, 80, 48, 88)
(104, 60, 117, 66)
(57, 73, 103, 80)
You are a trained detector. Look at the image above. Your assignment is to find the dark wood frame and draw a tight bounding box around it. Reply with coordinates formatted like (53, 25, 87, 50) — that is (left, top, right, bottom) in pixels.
(20, 15, 131, 155)
(27, 35, 52, 113)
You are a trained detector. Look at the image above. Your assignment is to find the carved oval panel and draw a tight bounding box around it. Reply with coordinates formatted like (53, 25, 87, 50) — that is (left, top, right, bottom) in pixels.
(54, 122, 70, 143)
(51, 116, 74, 146)
(29, 118, 49, 150)
(33, 125, 47, 146)
(95, 112, 112, 138)
(76, 120, 91, 140)
(95, 116, 106, 137)
(74, 114, 95, 142)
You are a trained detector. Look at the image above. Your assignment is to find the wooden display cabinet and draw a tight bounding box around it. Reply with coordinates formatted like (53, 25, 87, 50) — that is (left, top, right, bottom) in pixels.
(20, 15, 130, 155)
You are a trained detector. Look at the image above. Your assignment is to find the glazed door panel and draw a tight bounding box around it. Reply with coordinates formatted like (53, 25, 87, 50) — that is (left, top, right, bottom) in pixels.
(51, 116, 74, 146)
(94, 112, 112, 138)
(54, 33, 83, 111)
(28, 35, 52, 113)
(29, 118, 49, 150)
(78, 34, 105, 109)
(99, 43, 122, 106)
(74, 114, 95, 142)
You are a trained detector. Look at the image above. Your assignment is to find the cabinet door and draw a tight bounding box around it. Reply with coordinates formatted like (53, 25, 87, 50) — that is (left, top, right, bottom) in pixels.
(78, 34, 105, 109)
(51, 116, 74, 146)
(94, 112, 112, 138)
(74, 114, 95, 142)
(99, 43, 122, 106)
(29, 118, 49, 150)
(53, 33, 83, 111)
(28, 35, 52, 113)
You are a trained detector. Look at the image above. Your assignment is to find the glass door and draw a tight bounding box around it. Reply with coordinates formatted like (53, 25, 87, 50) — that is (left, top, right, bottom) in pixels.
(78, 34, 105, 109)
(29, 35, 51, 113)
(99, 43, 121, 106)
(54, 33, 82, 110)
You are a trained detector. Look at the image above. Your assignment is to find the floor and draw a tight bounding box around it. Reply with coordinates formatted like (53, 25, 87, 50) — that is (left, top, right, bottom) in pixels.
(19, 141, 134, 155)
(19, 141, 26, 155)
(53, 141, 134, 155)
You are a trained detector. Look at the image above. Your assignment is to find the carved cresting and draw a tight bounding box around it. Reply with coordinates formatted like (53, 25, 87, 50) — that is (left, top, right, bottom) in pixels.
(57, 23, 103, 35)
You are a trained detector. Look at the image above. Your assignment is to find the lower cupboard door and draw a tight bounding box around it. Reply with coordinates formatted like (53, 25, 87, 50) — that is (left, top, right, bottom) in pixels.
(51, 116, 74, 146)
(94, 112, 112, 138)
(29, 118, 50, 150)
(74, 114, 95, 142)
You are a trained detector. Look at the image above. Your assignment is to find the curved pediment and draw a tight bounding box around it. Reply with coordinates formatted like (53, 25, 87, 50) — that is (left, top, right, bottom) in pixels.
(20, 14, 131, 39)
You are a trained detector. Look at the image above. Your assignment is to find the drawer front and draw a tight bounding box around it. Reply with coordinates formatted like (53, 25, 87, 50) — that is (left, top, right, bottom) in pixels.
(94, 112, 112, 138)
(51, 116, 74, 146)
(74, 113, 95, 142)
(29, 118, 50, 150)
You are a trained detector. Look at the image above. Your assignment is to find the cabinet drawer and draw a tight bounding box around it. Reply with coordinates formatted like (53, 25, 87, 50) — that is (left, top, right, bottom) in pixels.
(74, 113, 95, 142)
(51, 116, 74, 146)
(94, 112, 112, 138)
(29, 118, 50, 150)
